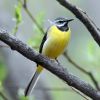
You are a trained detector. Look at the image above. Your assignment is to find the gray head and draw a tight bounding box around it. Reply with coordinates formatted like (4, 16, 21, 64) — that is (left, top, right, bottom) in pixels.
(52, 17, 74, 31)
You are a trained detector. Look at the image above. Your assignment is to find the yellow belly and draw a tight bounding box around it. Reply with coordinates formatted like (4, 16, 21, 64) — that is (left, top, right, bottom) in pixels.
(42, 25, 71, 59)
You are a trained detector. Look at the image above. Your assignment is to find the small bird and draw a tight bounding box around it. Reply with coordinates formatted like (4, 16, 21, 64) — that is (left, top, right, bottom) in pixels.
(25, 17, 73, 96)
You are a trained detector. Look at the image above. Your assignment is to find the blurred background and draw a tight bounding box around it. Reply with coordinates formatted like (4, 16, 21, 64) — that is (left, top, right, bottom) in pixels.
(0, 0, 100, 100)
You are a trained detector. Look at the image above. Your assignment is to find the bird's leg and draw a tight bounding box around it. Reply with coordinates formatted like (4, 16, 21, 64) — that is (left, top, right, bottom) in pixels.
(55, 58, 61, 66)
(50, 58, 61, 66)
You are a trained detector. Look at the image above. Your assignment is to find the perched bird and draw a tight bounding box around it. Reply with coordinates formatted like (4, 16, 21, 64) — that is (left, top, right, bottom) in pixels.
(25, 17, 73, 96)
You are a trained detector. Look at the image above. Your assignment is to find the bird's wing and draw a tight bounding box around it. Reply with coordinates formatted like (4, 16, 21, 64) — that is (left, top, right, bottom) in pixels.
(39, 32, 47, 53)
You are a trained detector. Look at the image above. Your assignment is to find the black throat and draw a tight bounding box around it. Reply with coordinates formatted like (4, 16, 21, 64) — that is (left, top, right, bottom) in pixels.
(56, 22, 69, 31)
(57, 25, 69, 31)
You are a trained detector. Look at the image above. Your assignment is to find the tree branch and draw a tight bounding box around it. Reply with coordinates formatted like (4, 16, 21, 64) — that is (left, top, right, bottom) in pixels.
(0, 31, 100, 99)
(56, 0, 100, 46)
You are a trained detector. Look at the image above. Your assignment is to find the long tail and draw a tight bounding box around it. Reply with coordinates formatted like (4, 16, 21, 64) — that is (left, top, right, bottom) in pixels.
(25, 65, 43, 96)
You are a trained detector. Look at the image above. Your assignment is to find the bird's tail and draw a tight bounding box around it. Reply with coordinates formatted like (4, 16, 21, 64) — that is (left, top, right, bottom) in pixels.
(25, 65, 43, 96)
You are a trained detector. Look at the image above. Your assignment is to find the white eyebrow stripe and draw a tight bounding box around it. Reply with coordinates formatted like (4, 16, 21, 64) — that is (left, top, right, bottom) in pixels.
(56, 22, 66, 27)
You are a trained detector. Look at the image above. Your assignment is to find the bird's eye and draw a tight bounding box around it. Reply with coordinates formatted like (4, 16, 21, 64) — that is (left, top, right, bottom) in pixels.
(58, 21, 63, 23)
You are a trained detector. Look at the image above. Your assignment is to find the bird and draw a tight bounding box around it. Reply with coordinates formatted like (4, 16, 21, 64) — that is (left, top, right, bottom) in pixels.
(25, 17, 74, 96)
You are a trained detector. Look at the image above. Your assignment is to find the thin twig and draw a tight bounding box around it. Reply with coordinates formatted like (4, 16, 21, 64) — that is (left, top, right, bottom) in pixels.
(18, 0, 45, 34)
(63, 52, 100, 90)
(79, 8, 100, 32)
(84, 12, 100, 32)
(23, 0, 27, 8)
(71, 87, 89, 100)
(35, 87, 89, 100)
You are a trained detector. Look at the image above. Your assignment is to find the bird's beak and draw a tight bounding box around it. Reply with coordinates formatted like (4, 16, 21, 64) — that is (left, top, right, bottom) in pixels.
(67, 19, 74, 22)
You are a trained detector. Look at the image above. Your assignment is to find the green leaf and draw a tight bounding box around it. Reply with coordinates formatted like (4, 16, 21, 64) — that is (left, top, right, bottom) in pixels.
(15, 2, 22, 24)
(12, 1, 22, 35)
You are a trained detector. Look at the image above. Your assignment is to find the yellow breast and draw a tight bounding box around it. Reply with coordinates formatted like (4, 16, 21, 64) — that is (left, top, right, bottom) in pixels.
(42, 25, 71, 58)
